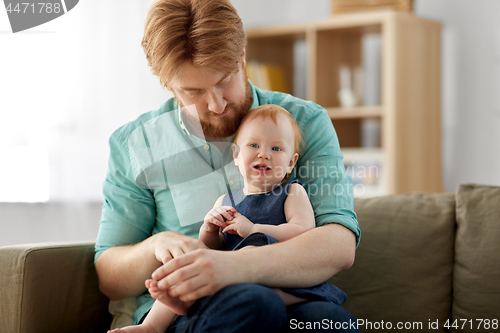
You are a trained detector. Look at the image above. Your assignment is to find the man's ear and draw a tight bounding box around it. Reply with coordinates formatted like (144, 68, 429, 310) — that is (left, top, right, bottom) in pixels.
(232, 143, 240, 166)
(241, 48, 246, 68)
(287, 153, 299, 173)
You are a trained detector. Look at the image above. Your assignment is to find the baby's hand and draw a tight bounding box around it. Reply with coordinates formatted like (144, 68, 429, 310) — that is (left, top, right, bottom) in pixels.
(203, 206, 237, 232)
(222, 213, 255, 238)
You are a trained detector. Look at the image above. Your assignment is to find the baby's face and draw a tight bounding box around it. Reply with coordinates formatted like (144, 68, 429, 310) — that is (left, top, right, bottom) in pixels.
(233, 114, 298, 194)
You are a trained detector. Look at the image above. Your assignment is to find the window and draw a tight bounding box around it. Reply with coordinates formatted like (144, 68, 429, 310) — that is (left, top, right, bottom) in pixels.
(0, 146, 50, 202)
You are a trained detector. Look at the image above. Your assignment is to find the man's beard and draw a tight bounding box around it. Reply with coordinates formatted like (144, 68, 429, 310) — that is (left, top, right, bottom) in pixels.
(177, 78, 252, 139)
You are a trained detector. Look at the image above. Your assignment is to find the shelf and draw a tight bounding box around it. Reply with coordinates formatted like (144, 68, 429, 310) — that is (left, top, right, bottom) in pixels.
(245, 11, 443, 195)
(341, 147, 384, 159)
(245, 23, 309, 39)
(326, 106, 383, 119)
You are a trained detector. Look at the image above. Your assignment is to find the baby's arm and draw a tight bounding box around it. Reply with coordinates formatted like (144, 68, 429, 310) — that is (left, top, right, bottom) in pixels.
(199, 194, 235, 250)
(223, 183, 315, 241)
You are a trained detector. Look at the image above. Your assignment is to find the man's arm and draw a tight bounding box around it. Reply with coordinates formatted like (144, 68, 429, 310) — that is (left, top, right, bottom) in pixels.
(96, 231, 206, 300)
(152, 222, 356, 302)
(244, 222, 356, 286)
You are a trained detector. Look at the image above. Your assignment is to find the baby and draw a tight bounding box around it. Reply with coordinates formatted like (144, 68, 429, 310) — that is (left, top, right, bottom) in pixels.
(110, 104, 345, 333)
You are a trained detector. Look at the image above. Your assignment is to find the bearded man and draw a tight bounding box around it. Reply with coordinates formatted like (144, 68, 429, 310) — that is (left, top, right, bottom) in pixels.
(95, 0, 360, 332)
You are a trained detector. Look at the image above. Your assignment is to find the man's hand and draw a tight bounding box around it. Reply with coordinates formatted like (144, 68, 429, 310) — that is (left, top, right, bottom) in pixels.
(222, 212, 255, 238)
(153, 231, 208, 264)
(96, 231, 207, 300)
(152, 249, 246, 302)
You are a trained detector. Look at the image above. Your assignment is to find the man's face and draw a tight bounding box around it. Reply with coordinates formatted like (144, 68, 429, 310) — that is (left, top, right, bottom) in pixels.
(169, 61, 252, 138)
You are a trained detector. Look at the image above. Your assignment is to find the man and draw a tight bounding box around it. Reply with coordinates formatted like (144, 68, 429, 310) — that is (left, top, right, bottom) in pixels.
(95, 0, 361, 332)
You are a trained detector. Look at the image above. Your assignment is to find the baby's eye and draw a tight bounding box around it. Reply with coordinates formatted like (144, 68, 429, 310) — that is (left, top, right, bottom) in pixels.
(272, 147, 282, 151)
(250, 144, 259, 148)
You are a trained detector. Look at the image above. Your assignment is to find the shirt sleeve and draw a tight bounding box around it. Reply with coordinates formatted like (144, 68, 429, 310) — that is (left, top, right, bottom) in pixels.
(94, 129, 157, 263)
(295, 105, 361, 247)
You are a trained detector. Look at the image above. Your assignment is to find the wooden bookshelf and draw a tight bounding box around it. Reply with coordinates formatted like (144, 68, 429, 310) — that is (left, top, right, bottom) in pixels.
(246, 10, 444, 196)
(326, 106, 383, 119)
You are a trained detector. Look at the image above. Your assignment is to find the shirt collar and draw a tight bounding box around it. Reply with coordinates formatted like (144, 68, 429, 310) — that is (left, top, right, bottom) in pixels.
(248, 80, 260, 110)
(176, 102, 191, 136)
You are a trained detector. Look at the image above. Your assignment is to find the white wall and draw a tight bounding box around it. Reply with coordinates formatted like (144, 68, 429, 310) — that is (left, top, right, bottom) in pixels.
(1, 0, 499, 204)
(232, 0, 330, 28)
(414, 0, 500, 190)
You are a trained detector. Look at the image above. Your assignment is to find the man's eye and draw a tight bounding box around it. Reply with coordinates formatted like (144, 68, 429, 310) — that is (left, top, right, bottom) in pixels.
(220, 76, 231, 85)
(183, 89, 202, 97)
(250, 144, 258, 148)
(272, 147, 281, 151)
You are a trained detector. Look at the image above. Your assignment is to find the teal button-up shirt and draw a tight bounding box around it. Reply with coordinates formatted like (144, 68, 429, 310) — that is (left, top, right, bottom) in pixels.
(95, 81, 360, 323)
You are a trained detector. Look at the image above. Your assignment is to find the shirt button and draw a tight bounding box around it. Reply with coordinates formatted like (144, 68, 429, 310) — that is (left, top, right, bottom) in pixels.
(229, 179, 235, 186)
(204, 144, 210, 150)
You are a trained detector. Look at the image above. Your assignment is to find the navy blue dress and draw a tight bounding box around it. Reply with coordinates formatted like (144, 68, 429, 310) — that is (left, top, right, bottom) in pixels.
(222, 180, 346, 305)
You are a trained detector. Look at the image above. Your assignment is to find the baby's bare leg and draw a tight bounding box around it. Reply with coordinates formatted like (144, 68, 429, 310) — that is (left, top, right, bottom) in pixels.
(272, 288, 307, 306)
(107, 300, 176, 333)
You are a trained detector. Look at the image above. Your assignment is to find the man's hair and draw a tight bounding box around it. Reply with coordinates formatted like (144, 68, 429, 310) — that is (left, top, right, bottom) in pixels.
(234, 104, 303, 155)
(142, 0, 246, 88)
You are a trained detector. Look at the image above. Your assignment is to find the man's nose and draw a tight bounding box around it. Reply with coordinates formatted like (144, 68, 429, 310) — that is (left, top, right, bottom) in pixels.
(207, 89, 227, 114)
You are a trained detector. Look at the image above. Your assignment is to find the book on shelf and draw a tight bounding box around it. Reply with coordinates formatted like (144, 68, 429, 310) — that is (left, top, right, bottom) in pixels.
(293, 39, 308, 100)
(246, 61, 288, 93)
(362, 33, 381, 107)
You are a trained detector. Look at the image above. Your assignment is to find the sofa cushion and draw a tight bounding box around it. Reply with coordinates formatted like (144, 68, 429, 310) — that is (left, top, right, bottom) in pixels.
(452, 184, 500, 332)
(329, 192, 455, 332)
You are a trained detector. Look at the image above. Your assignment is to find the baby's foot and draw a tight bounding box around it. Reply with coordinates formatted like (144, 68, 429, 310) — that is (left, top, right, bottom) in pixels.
(153, 288, 194, 315)
(147, 279, 194, 315)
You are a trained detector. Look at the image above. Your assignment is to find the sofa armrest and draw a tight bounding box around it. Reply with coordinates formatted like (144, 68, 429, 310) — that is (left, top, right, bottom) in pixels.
(0, 242, 112, 333)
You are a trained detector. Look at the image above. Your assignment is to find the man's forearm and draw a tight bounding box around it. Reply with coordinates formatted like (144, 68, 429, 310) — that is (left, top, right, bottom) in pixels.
(239, 223, 356, 288)
(96, 236, 161, 300)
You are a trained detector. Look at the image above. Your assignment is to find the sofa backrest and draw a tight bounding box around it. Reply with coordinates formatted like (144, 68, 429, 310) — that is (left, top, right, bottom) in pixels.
(453, 184, 500, 332)
(329, 192, 456, 332)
